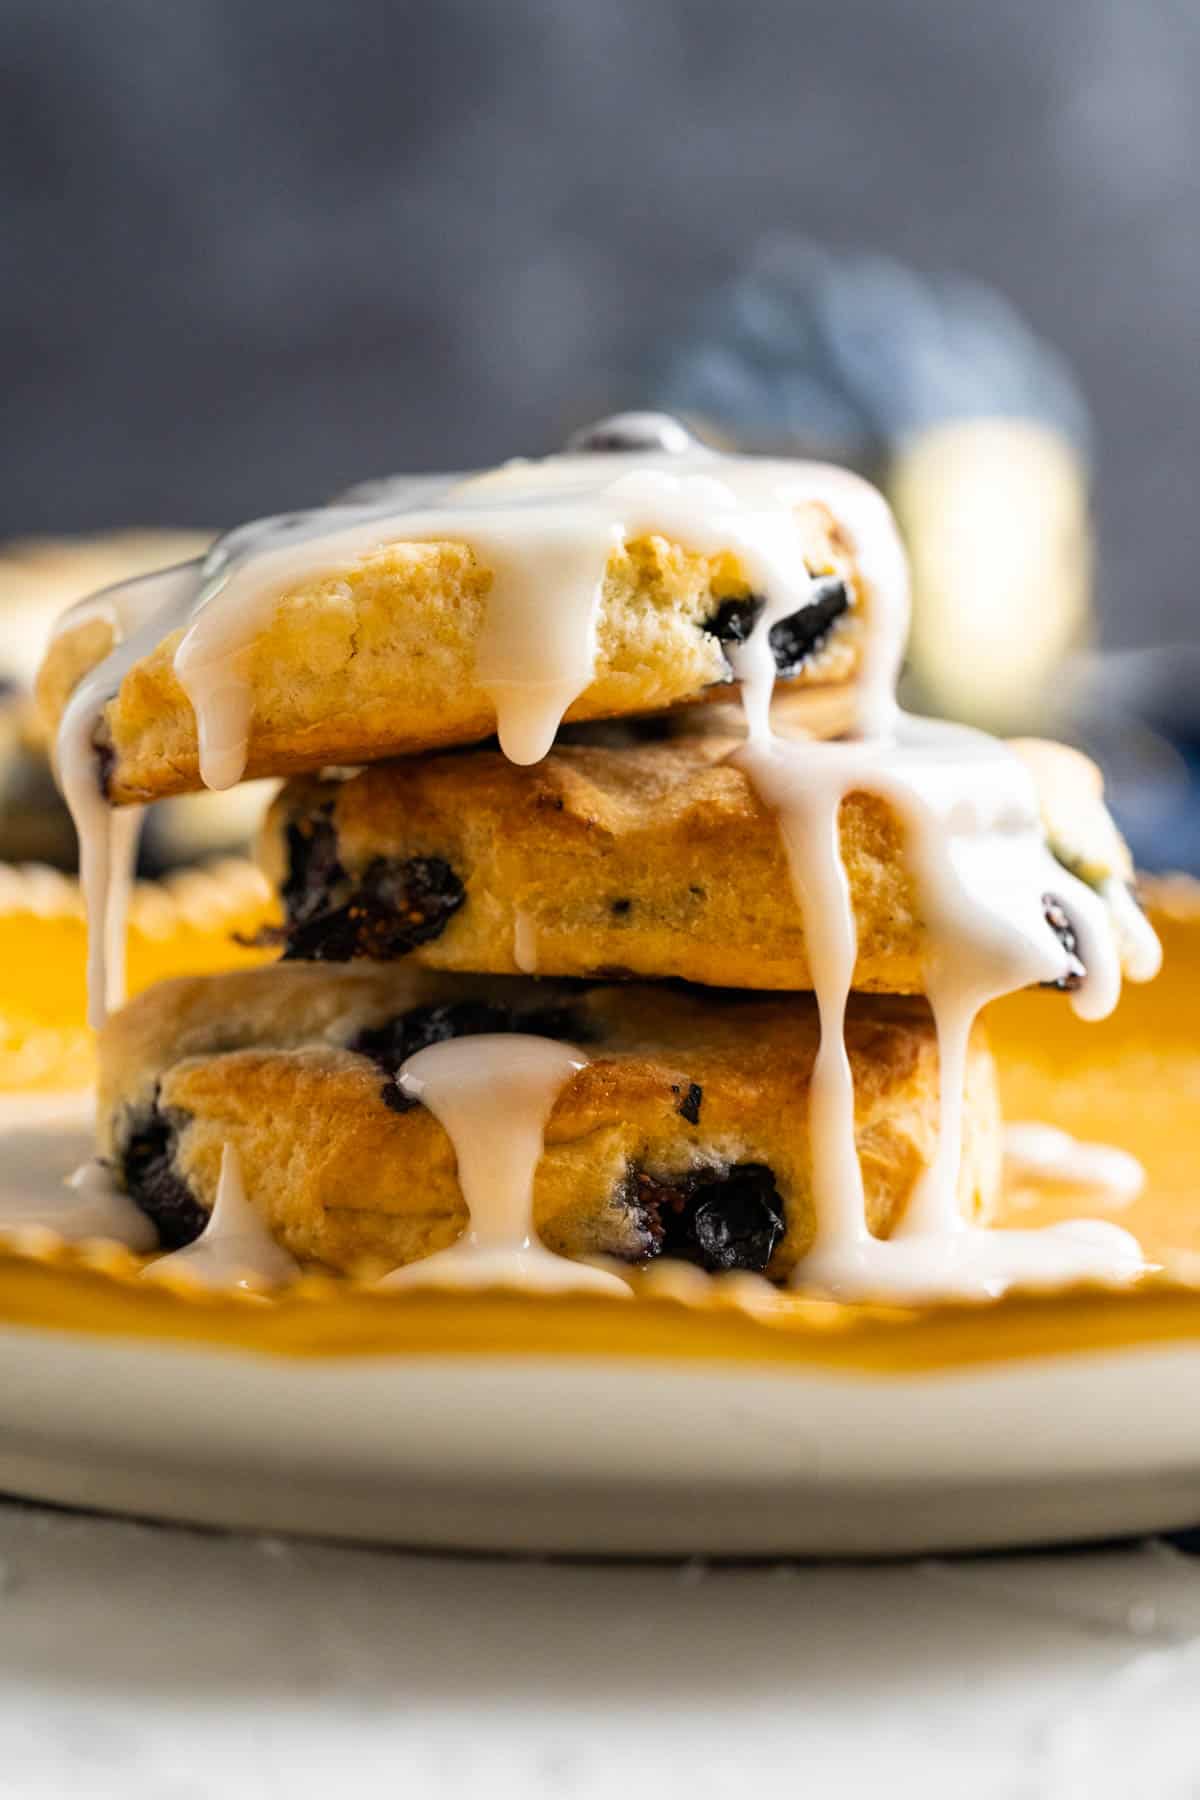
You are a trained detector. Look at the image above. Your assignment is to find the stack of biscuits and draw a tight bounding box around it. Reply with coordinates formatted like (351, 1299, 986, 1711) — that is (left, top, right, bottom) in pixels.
(35, 420, 1145, 1285)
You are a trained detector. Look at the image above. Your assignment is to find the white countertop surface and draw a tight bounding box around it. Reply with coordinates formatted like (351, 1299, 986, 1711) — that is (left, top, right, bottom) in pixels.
(0, 1502, 1197, 1798)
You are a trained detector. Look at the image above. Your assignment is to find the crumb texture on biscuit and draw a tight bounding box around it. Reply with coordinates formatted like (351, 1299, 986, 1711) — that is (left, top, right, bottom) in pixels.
(260, 742, 924, 993)
(37, 492, 864, 802)
(98, 964, 1001, 1283)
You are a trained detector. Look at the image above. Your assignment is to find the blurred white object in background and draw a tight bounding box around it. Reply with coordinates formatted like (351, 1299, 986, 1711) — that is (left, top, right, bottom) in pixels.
(890, 416, 1091, 733)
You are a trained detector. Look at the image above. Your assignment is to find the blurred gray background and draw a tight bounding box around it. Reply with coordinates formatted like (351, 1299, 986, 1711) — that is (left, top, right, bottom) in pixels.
(2, 0, 1197, 645)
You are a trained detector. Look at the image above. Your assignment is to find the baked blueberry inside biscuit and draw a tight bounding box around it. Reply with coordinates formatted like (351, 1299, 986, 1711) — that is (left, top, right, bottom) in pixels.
(702, 577, 849, 676)
(672, 1081, 703, 1124)
(275, 813, 465, 962)
(626, 1161, 785, 1273)
(703, 595, 766, 646)
(1042, 894, 1087, 990)
(95, 738, 116, 801)
(120, 1096, 207, 1248)
(767, 577, 849, 674)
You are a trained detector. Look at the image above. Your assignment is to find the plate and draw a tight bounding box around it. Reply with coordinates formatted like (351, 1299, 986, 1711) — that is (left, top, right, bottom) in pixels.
(0, 882, 1197, 1556)
(2, 1310, 1200, 1555)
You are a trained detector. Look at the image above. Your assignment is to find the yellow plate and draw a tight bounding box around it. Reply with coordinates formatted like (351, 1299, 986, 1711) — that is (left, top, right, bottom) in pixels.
(0, 879, 1195, 1381)
(0, 859, 276, 1090)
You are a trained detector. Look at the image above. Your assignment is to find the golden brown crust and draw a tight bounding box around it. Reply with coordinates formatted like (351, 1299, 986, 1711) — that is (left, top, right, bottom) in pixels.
(261, 740, 925, 992)
(98, 964, 1001, 1281)
(261, 730, 1147, 993)
(37, 503, 865, 803)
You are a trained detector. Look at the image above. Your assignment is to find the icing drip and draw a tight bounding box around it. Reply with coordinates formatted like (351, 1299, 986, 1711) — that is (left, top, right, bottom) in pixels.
(0, 1093, 155, 1250)
(172, 461, 838, 776)
(732, 722, 1149, 1298)
(512, 909, 539, 974)
(379, 1034, 628, 1294)
(47, 427, 1163, 1303)
(57, 560, 202, 1028)
(143, 1143, 298, 1291)
(56, 451, 858, 1023)
(724, 494, 1152, 1299)
(1004, 1123, 1146, 1206)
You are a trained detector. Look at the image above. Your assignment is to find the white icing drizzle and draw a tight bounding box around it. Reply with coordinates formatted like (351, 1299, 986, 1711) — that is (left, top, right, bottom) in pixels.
(57, 560, 202, 1029)
(143, 1142, 299, 1291)
(800, 1216, 1147, 1303)
(512, 909, 539, 974)
(56, 453, 852, 1024)
(48, 431, 1163, 1304)
(1103, 877, 1164, 985)
(1004, 1123, 1146, 1206)
(58, 1159, 160, 1251)
(379, 1034, 628, 1294)
(0, 1093, 155, 1251)
(173, 462, 832, 777)
(722, 490, 1153, 1300)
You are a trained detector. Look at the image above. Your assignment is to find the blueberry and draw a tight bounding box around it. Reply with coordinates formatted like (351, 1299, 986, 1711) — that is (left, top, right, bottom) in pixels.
(96, 739, 116, 800)
(673, 1082, 703, 1125)
(767, 577, 849, 673)
(1042, 894, 1087, 990)
(701, 577, 849, 674)
(281, 811, 341, 919)
(273, 810, 466, 962)
(703, 596, 765, 646)
(120, 1096, 207, 1249)
(626, 1161, 785, 1273)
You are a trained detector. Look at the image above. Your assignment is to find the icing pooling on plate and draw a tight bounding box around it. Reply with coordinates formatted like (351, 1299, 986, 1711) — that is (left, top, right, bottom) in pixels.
(379, 1034, 629, 1295)
(142, 1142, 299, 1292)
(0, 1090, 155, 1251)
(1003, 1122, 1146, 1205)
(48, 428, 1162, 1300)
(791, 1217, 1147, 1304)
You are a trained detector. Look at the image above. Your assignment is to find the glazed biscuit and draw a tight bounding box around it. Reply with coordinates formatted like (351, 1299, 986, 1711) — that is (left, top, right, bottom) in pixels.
(257, 737, 1144, 993)
(37, 497, 865, 804)
(98, 964, 1001, 1282)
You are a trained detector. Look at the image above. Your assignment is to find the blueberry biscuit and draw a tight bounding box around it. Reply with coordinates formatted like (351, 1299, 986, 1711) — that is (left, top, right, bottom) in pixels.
(98, 963, 1001, 1281)
(257, 736, 1146, 994)
(37, 473, 868, 804)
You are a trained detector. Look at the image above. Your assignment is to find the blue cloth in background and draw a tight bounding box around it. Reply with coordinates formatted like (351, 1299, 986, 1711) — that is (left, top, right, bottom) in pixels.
(651, 238, 1092, 462)
(1074, 647, 1200, 876)
(1117, 742, 1200, 877)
